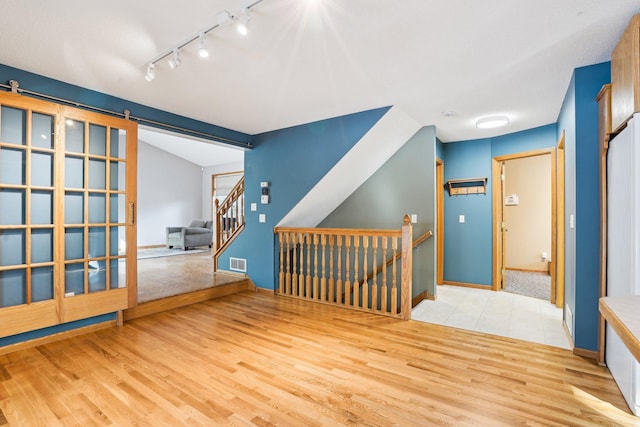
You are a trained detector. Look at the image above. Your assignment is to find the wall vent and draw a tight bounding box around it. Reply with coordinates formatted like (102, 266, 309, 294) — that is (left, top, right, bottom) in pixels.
(230, 257, 247, 272)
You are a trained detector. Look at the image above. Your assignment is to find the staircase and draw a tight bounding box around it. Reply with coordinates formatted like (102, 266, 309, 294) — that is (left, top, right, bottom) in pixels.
(214, 176, 244, 271)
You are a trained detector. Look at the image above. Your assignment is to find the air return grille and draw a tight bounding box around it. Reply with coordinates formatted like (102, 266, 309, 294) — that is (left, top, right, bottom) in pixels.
(230, 257, 247, 272)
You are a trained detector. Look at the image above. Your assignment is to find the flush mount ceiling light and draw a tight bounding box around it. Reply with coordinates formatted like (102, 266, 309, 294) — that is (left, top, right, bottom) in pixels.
(476, 115, 510, 129)
(143, 0, 266, 81)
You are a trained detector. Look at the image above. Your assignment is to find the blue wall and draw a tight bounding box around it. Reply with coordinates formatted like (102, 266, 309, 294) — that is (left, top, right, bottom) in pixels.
(0, 314, 115, 347)
(442, 124, 557, 286)
(0, 64, 250, 146)
(558, 62, 610, 351)
(219, 107, 390, 289)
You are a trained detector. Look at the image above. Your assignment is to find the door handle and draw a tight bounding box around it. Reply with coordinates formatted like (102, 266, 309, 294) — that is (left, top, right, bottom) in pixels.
(129, 202, 135, 225)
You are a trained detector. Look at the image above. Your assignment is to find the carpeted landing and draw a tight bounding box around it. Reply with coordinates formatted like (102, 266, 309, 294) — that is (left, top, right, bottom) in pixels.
(504, 270, 551, 301)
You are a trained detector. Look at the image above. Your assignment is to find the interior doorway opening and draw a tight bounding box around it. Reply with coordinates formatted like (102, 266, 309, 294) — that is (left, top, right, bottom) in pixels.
(492, 148, 559, 304)
(135, 126, 245, 304)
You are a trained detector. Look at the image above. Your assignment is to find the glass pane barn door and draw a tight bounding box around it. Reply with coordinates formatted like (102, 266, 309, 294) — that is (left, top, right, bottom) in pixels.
(0, 93, 137, 338)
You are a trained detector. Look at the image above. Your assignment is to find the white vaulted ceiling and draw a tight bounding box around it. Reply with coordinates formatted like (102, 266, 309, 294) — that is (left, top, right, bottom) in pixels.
(0, 0, 639, 143)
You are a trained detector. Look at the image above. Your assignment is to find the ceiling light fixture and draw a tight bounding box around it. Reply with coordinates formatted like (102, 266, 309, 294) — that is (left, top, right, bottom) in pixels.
(144, 63, 156, 82)
(236, 8, 251, 36)
(476, 115, 510, 129)
(143, 0, 266, 82)
(168, 49, 182, 69)
(198, 33, 209, 58)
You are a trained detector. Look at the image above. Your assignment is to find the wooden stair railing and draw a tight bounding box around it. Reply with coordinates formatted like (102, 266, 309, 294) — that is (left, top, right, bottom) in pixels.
(214, 176, 244, 271)
(359, 230, 432, 286)
(274, 215, 413, 320)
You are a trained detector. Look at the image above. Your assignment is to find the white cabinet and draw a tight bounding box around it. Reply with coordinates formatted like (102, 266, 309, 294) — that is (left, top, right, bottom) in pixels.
(606, 112, 640, 415)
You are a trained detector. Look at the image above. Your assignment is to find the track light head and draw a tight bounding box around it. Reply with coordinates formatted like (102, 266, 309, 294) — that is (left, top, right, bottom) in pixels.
(217, 10, 233, 26)
(236, 8, 250, 36)
(144, 63, 156, 82)
(168, 49, 182, 69)
(198, 34, 209, 58)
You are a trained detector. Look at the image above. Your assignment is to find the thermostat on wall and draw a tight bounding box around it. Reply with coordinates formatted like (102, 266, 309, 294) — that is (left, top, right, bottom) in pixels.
(505, 194, 519, 206)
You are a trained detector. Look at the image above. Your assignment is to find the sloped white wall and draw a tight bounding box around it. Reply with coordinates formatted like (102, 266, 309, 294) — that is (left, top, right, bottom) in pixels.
(277, 106, 421, 227)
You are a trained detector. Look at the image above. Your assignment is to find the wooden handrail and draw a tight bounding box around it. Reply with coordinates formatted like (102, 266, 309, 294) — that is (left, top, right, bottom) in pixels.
(359, 230, 432, 286)
(274, 215, 413, 320)
(274, 226, 402, 237)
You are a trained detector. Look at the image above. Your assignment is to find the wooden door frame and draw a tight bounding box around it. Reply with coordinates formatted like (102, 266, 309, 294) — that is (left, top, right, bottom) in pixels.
(491, 148, 557, 302)
(556, 134, 565, 309)
(436, 158, 444, 286)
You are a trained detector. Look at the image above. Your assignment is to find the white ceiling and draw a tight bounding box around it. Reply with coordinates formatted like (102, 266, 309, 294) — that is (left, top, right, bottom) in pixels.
(138, 126, 244, 167)
(1, 0, 639, 143)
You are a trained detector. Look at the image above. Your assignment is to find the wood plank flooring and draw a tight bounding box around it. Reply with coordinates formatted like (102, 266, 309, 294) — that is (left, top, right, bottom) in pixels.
(1, 292, 638, 426)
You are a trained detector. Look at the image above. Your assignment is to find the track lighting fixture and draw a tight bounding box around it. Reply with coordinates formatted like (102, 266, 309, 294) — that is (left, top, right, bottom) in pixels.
(143, 0, 266, 81)
(144, 63, 156, 82)
(198, 33, 209, 58)
(168, 49, 182, 69)
(236, 8, 251, 36)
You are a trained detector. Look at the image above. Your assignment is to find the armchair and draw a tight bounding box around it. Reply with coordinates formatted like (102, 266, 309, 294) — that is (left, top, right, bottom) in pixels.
(166, 220, 213, 250)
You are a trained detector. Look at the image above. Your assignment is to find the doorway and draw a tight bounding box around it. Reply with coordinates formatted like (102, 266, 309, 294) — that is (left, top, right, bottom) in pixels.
(492, 149, 558, 303)
(135, 127, 244, 304)
(436, 159, 444, 286)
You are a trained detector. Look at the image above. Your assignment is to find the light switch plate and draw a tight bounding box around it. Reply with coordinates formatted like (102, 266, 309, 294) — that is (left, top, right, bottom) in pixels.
(459, 215, 465, 223)
(410, 214, 417, 223)
(250, 203, 257, 211)
(259, 214, 266, 223)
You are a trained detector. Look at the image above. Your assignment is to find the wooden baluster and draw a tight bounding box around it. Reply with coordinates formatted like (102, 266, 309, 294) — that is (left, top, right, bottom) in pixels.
(306, 233, 312, 299)
(345, 235, 351, 306)
(401, 215, 413, 320)
(313, 234, 319, 300)
(231, 193, 240, 234)
(336, 235, 343, 305)
(291, 233, 298, 296)
(298, 232, 305, 297)
(329, 235, 335, 303)
(240, 186, 244, 224)
(214, 199, 221, 249)
(353, 235, 360, 308)
(391, 235, 398, 315)
(371, 236, 378, 311)
(321, 234, 327, 301)
(381, 236, 388, 313)
(285, 233, 292, 295)
(362, 236, 369, 310)
(278, 232, 284, 294)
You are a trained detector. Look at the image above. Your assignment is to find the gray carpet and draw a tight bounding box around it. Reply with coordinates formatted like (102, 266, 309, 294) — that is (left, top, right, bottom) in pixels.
(138, 247, 210, 260)
(504, 270, 550, 300)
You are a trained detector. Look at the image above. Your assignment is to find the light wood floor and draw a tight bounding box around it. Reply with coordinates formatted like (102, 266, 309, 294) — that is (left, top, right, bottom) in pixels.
(1, 292, 638, 426)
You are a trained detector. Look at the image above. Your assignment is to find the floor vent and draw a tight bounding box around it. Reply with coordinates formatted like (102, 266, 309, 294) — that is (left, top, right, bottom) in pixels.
(230, 257, 247, 272)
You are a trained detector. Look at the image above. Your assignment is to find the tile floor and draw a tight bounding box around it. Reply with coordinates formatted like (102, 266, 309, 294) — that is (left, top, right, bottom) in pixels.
(412, 285, 572, 349)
